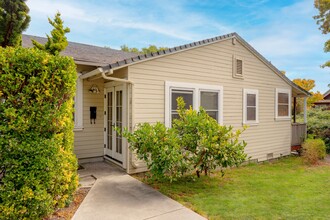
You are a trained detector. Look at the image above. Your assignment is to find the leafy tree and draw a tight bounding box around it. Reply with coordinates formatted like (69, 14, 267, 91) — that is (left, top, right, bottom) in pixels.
(32, 12, 70, 55)
(121, 44, 168, 54)
(293, 78, 316, 92)
(0, 0, 30, 47)
(314, 0, 330, 67)
(292, 78, 323, 113)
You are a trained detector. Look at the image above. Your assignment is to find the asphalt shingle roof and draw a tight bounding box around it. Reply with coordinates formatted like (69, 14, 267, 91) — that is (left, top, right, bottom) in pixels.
(22, 34, 137, 67)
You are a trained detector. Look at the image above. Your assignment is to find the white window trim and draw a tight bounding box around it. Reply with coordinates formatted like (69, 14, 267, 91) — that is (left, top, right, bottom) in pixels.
(74, 73, 84, 131)
(243, 89, 259, 125)
(165, 81, 223, 127)
(275, 88, 291, 121)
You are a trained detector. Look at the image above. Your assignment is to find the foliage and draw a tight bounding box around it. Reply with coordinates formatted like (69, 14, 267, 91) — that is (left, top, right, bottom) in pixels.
(302, 139, 326, 164)
(0, 0, 30, 47)
(121, 44, 169, 54)
(293, 78, 316, 92)
(292, 78, 323, 113)
(122, 123, 188, 181)
(32, 12, 70, 55)
(173, 97, 247, 177)
(139, 157, 330, 219)
(297, 107, 330, 153)
(0, 47, 78, 219)
(314, 0, 330, 67)
(123, 97, 247, 181)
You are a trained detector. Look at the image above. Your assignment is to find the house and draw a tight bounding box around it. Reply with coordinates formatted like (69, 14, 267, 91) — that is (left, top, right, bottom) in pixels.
(22, 33, 310, 174)
(314, 89, 330, 109)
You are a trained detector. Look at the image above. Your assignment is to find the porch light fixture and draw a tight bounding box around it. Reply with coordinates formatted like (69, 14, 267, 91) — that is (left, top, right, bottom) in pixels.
(89, 84, 100, 94)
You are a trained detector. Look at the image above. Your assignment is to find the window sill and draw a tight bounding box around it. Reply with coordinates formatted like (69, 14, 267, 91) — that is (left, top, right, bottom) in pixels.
(74, 127, 84, 132)
(243, 121, 259, 126)
(233, 74, 244, 79)
(275, 117, 291, 121)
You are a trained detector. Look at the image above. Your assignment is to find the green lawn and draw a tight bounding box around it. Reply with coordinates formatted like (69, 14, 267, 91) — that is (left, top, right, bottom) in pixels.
(139, 157, 330, 219)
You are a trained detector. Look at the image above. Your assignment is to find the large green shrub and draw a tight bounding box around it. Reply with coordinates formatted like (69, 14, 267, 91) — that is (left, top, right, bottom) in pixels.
(297, 107, 330, 153)
(302, 139, 326, 165)
(0, 46, 78, 219)
(123, 97, 247, 180)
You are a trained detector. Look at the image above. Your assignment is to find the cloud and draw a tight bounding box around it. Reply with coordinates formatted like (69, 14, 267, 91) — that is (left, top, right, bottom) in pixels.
(25, 0, 329, 92)
(27, 0, 233, 43)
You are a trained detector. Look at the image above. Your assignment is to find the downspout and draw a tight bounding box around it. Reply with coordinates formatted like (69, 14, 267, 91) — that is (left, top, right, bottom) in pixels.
(101, 70, 134, 85)
(100, 68, 140, 169)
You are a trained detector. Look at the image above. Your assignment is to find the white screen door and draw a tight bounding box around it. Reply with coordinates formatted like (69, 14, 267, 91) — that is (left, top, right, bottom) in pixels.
(105, 85, 124, 163)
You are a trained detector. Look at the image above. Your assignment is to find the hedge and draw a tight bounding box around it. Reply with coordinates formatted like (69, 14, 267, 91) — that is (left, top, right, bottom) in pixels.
(0, 46, 78, 219)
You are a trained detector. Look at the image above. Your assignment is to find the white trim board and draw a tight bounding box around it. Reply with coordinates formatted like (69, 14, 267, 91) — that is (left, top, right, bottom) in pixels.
(165, 81, 223, 127)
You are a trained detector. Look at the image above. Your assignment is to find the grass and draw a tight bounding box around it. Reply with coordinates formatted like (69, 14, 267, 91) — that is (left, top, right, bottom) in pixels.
(138, 157, 330, 219)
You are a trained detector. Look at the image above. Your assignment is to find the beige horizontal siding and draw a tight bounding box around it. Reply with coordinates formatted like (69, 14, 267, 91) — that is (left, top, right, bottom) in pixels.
(74, 68, 129, 160)
(128, 38, 291, 172)
(74, 78, 105, 159)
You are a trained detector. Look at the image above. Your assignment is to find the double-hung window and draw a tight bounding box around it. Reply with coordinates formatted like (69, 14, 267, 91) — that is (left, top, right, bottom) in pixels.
(275, 88, 291, 120)
(243, 89, 259, 124)
(165, 81, 223, 127)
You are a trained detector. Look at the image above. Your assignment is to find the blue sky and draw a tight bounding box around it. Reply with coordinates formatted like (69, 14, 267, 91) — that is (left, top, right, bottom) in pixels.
(25, 0, 329, 93)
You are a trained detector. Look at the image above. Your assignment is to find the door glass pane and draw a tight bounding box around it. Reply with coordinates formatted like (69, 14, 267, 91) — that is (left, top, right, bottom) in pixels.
(107, 92, 113, 150)
(116, 90, 123, 154)
(247, 94, 256, 107)
(201, 92, 218, 109)
(171, 90, 193, 110)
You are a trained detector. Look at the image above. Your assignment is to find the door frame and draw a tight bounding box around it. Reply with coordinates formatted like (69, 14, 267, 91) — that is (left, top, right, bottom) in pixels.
(104, 81, 127, 169)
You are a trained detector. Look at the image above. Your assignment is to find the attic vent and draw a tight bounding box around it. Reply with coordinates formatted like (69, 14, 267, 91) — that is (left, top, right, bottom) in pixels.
(232, 55, 244, 79)
(236, 59, 243, 75)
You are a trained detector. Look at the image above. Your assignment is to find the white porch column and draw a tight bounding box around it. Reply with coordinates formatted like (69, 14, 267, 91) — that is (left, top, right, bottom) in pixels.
(303, 97, 307, 123)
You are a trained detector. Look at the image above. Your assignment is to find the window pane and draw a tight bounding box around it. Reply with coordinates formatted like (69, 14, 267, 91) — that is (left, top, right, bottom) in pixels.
(206, 111, 218, 120)
(247, 107, 256, 121)
(247, 94, 256, 106)
(278, 93, 288, 104)
(278, 104, 289, 116)
(171, 90, 193, 110)
(171, 113, 180, 121)
(201, 92, 218, 110)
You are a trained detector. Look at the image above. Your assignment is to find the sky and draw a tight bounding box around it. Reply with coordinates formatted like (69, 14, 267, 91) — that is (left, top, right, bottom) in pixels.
(25, 0, 330, 93)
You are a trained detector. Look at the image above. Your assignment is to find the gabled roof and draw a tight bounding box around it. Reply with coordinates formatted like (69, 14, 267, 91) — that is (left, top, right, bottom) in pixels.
(22, 34, 137, 66)
(99, 32, 310, 97)
(324, 89, 330, 98)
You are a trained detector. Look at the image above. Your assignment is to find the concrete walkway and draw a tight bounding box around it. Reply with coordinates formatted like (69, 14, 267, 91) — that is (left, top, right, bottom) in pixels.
(73, 162, 206, 220)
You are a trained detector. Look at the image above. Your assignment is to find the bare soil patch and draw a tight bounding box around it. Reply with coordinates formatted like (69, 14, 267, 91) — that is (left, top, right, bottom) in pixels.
(44, 187, 90, 220)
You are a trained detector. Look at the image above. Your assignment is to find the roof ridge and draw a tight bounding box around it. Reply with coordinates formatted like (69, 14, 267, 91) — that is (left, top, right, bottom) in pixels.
(22, 34, 136, 54)
(107, 32, 237, 69)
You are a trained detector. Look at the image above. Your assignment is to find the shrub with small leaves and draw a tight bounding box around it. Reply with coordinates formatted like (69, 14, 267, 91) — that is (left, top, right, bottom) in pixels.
(297, 107, 330, 153)
(302, 139, 326, 165)
(0, 46, 78, 219)
(122, 97, 247, 180)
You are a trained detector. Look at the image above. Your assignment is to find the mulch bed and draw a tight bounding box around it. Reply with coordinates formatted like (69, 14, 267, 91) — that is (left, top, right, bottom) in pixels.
(44, 187, 90, 220)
